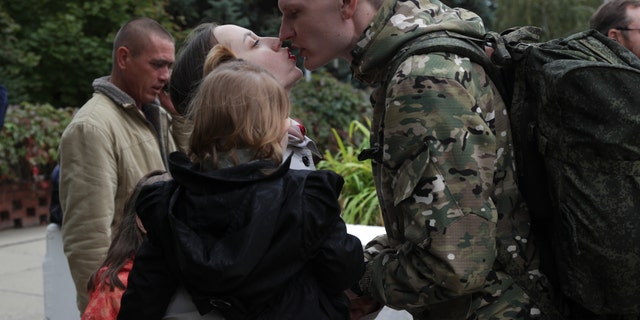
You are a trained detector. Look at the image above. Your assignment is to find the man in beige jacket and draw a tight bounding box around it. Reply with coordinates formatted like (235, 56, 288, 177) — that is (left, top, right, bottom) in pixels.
(58, 17, 176, 313)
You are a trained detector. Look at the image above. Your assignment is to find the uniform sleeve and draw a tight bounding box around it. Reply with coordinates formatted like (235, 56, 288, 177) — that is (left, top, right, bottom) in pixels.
(303, 171, 365, 294)
(60, 121, 117, 311)
(364, 54, 499, 312)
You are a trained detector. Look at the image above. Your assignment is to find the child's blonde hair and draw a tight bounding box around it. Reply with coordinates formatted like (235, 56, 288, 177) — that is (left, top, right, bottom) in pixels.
(187, 45, 290, 168)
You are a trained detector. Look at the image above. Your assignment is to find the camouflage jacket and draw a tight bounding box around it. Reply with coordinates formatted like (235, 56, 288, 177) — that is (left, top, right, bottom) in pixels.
(351, 1, 551, 319)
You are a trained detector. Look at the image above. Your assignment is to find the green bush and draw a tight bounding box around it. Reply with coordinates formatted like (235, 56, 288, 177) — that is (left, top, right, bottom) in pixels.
(0, 0, 182, 108)
(0, 103, 75, 183)
(317, 120, 382, 226)
(290, 71, 372, 154)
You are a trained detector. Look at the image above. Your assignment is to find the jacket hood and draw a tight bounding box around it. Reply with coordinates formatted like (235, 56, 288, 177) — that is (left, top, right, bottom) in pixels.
(166, 151, 289, 239)
(351, 0, 486, 84)
(169, 151, 287, 192)
(92, 76, 137, 108)
(92, 76, 175, 168)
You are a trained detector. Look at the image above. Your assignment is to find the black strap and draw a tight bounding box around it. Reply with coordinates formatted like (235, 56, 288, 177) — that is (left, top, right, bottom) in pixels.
(358, 32, 493, 163)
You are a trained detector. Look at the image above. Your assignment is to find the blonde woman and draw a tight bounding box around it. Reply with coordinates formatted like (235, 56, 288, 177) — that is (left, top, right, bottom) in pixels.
(118, 49, 364, 320)
(169, 23, 320, 171)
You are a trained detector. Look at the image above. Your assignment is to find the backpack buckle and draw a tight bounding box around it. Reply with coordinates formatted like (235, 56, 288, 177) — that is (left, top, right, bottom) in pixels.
(358, 144, 382, 163)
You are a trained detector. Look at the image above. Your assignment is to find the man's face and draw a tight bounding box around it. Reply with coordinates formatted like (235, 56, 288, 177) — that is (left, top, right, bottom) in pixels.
(278, 0, 355, 70)
(123, 34, 175, 106)
(213, 24, 302, 91)
(611, 6, 640, 58)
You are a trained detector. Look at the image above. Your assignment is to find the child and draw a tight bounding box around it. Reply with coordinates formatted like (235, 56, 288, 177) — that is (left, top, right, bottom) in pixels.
(81, 171, 163, 320)
(118, 46, 364, 320)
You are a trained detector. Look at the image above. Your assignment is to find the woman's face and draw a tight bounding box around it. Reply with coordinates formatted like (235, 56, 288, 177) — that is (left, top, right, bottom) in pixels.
(213, 25, 303, 91)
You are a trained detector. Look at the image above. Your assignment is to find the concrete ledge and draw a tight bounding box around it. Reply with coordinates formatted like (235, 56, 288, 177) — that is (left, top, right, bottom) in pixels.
(346, 224, 386, 245)
(43, 223, 80, 320)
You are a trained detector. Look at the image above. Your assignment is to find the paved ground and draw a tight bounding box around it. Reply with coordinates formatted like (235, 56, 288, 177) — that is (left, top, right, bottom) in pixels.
(0, 225, 46, 320)
(0, 224, 411, 320)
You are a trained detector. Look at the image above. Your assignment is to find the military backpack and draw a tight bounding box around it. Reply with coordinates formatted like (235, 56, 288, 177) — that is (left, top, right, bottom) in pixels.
(382, 27, 640, 318)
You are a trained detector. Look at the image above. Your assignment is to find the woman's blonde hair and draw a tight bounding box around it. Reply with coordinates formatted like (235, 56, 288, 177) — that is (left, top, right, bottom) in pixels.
(187, 45, 290, 168)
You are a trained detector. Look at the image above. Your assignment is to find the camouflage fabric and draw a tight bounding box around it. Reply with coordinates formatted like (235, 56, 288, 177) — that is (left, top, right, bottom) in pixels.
(490, 29, 640, 318)
(351, 1, 555, 319)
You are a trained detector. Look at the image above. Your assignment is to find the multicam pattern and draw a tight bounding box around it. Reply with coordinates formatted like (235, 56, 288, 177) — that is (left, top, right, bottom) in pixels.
(351, 1, 554, 319)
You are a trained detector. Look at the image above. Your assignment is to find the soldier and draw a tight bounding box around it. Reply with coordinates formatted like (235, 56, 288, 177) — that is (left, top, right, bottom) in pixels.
(278, 0, 558, 319)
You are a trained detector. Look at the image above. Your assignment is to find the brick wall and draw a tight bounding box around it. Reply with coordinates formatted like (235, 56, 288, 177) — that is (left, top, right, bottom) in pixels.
(0, 181, 51, 230)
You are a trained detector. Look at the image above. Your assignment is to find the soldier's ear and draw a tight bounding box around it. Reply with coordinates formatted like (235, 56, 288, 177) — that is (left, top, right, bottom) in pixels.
(340, 0, 358, 20)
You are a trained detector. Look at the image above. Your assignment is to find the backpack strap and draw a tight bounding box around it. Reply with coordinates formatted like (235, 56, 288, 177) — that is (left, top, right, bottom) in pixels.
(360, 28, 543, 164)
(485, 27, 570, 320)
(358, 31, 496, 163)
(391, 31, 497, 84)
(485, 26, 544, 66)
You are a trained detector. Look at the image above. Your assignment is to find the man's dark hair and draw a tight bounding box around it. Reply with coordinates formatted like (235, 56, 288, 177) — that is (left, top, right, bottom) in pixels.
(590, 0, 640, 35)
(112, 17, 174, 60)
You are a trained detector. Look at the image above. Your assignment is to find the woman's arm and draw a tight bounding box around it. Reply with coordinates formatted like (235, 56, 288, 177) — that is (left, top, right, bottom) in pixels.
(303, 171, 365, 294)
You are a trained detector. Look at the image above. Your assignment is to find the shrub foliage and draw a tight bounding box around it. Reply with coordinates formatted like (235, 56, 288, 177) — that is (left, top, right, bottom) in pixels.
(317, 120, 382, 226)
(289, 71, 372, 155)
(0, 103, 75, 183)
